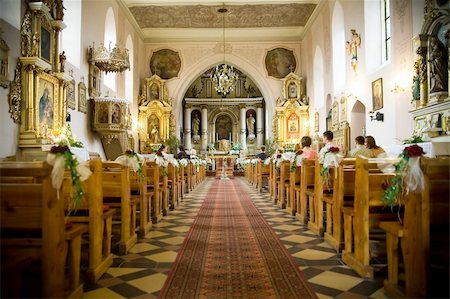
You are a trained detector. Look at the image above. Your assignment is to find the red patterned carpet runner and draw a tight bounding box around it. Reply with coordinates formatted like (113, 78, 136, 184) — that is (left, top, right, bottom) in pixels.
(159, 179, 317, 299)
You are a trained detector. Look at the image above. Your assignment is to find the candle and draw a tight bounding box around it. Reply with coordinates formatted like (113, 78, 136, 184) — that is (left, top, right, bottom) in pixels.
(216, 133, 218, 141)
(229, 132, 231, 141)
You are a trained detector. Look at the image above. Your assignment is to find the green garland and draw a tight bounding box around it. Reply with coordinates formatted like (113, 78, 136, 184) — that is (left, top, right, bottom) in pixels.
(126, 151, 144, 178)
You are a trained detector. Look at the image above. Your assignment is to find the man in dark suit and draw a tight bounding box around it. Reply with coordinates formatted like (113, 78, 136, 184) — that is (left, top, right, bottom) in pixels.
(256, 146, 268, 160)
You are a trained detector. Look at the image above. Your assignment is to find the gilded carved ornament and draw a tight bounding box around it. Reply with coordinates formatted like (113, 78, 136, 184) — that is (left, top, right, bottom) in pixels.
(8, 62, 22, 124)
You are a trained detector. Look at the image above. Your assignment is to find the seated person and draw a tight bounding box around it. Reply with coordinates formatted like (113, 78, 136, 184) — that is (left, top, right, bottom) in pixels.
(348, 136, 374, 158)
(365, 135, 386, 157)
(256, 146, 268, 160)
(300, 136, 318, 159)
(175, 145, 190, 159)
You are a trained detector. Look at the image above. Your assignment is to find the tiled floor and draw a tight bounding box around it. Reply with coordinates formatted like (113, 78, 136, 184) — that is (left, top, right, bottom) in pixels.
(82, 177, 387, 299)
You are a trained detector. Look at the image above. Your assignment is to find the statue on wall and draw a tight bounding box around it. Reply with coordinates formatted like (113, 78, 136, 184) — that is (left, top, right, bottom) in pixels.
(346, 29, 361, 72)
(192, 114, 200, 136)
(59, 51, 66, 72)
(428, 36, 448, 93)
(412, 59, 421, 101)
(247, 113, 255, 135)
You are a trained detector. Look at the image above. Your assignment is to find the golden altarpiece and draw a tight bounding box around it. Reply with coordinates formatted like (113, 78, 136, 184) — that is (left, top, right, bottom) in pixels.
(9, 1, 71, 160)
(331, 97, 350, 156)
(137, 75, 176, 153)
(272, 73, 309, 146)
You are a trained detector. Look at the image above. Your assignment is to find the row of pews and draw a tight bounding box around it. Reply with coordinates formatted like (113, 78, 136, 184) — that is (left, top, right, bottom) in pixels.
(245, 155, 449, 298)
(0, 158, 205, 298)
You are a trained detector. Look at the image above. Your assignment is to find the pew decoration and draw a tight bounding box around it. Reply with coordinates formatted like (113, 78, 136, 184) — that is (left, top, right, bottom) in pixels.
(290, 149, 304, 173)
(178, 158, 189, 167)
(382, 144, 426, 212)
(115, 150, 144, 178)
(319, 146, 341, 178)
(48, 124, 84, 148)
(46, 145, 92, 210)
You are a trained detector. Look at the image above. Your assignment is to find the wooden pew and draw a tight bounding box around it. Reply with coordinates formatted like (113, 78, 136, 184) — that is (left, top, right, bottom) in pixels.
(308, 157, 336, 236)
(62, 159, 116, 283)
(129, 162, 152, 237)
(101, 162, 138, 254)
(0, 161, 86, 298)
(296, 158, 315, 224)
(342, 156, 398, 278)
(146, 161, 163, 223)
(167, 163, 178, 209)
(256, 160, 270, 192)
(288, 163, 301, 216)
(277, 160, 290, 209)
(380, 157, 450, 298)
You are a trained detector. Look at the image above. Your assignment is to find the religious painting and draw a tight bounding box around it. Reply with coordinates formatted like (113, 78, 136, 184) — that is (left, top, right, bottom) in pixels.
(89, 64, 101, 97)
(78, 81, 87, 113)
(265, 48, 296, 79)
(67, 79, 75, 110)
(98, 103, 109, 124)
(148, 114, 159, 143)
(288, 82, 297, 98)
(0, 34, 9, 88)
(36, 73, 59, 136)
(149, 83, 160, 100)
(40, 26, 52, 63)
(372, 78, 383, 111)
(287, 113, 299, 140)
(216, 115, 232, 140)
(111, 104, 120, 124)
(149, 49, 181, 80)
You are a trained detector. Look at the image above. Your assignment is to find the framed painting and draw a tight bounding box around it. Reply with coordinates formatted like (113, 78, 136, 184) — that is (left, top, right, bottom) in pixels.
(36, 73, 60, 136)
(372, 78, 383, 111)
(67, 79, 75, 110)
(89, 63, 101, 97)
(78, 81, 87, 113)
(40, 25, 52, 63)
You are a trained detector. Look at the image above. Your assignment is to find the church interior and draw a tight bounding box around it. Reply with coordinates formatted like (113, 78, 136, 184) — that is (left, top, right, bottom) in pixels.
(0, 0, 449, 298)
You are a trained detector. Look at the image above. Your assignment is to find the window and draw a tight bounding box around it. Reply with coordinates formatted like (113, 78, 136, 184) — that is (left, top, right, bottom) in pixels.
(103, 7, 116, 91)
(381, 0, 391, 62)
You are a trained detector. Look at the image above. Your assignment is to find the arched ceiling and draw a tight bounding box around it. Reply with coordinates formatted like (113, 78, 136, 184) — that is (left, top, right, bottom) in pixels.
(119, 0, 323, 42)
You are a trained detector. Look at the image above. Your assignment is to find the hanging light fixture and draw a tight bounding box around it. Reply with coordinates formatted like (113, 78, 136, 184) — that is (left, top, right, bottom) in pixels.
(211, 5, 238, 96)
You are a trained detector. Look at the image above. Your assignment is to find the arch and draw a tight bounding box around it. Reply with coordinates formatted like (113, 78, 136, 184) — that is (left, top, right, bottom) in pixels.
(125, 35, 133, 103)
(103, 7, 116, 91)
(172, 53, 275, 137)
(313, 46, 325, 108)
(331, 1, 346, 94)
(349, 100, 366, 148)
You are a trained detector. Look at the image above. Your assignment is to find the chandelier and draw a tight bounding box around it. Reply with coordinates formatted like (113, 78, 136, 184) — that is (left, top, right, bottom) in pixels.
(211, 6, 238, 96)
(88, 42, 130, 73)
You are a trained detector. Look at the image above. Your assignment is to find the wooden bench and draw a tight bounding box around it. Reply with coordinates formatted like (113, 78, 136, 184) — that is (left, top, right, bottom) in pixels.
(102, 162, 138, 254)
(342, 156, 399, 278)
(146, 161, 163, 223)
(288, 163, 301, 216)
(256, 160, 270, 192)
(380, 157, 450, 298)
(277, 160, 290, 209)
(0, 161, 86, 298)
(167, 163, 178, 209)
(296, 158, 315, 224)
(129, 161, 152, 237)
(62, 158, 116, 283)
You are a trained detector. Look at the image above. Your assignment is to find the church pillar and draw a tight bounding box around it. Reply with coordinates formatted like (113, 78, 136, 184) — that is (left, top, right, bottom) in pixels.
(256, 105, 263, 147)
(240, 105, 247, 150)
(201, 106, 208, 151)
(184, 106, 192, 150)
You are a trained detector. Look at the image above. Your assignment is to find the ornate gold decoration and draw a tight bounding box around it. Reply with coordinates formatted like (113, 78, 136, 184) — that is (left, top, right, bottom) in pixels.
(78, 79, 87, 113)
(281, 72, 304, 102)
(88, 42, 130, 73)
(8, 62, 22, 123)
(346, 29, 361, 72)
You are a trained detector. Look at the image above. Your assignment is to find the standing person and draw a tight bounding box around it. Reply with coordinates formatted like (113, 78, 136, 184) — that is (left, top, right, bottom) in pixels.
(348, 136, 374, 158)
(300, 136, 318, 159)
(365, 136, 386, 157)
(256, 145, 267, 160)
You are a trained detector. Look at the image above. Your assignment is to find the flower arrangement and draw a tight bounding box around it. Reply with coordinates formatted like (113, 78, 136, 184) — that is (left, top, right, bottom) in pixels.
(126, 150, 144, 177)
(155, 150, 169, 176)
(382, 144, 425, 213)
(48, 124, 84, 148)
(319, 146, 340, 177)
(46, 145, 91, 211)
(290, 149, 303, 173)
(402, 135, 424, 144)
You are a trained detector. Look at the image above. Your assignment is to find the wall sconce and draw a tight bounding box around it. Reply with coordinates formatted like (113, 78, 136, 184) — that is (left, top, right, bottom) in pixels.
(390, 84, 406, 93)
(369, 111, 384, 122)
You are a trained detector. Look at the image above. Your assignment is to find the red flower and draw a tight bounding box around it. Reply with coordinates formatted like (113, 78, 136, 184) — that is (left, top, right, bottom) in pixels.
(156, 150, 163, 156)
(296, 149, 303, 155)
(328, 146, 340, 153)
(276, 153, 282, 158)
(51, 145, 69, 153)
(404, 144, 425, 157)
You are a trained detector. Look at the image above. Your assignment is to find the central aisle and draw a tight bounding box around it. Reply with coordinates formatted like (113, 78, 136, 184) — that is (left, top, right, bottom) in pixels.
(159, 178, 317, 299)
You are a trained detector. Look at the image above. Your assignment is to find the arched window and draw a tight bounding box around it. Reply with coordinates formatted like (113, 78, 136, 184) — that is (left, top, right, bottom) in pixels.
(103, 7, 116, 91)
(381, 0, 391, 62)
(125, 35, 133, 103)
(61, 0, 81, 68)
(332, 1, 346, 94)
(313, 46, 325, 108)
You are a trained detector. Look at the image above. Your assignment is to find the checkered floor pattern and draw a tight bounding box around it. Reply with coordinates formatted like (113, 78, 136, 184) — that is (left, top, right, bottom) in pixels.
(82, 177, 387, 299)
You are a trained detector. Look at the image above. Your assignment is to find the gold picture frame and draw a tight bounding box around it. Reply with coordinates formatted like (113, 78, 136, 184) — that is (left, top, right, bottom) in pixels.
(78, 81, 87, 113)
(40, 25, 53, 64)
(372, 78, 383, 111)
(36, 72, 60, 136)
(67, 79, 75, 110)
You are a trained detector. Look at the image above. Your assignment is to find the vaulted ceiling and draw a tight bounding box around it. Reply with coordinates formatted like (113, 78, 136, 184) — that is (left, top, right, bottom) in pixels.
(119, 0, 323, 42)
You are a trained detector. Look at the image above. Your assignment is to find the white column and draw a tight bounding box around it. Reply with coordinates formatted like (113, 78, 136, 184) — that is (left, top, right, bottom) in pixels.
(184, 106, 192, 150)
(201, 106, 208, 151)
(256, 105, 263, 147)
(240, 106, 247, 150)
